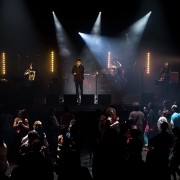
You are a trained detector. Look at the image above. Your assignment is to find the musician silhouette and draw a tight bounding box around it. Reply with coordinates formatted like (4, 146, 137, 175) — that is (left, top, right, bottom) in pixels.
(159, 62, 172, 97)
(159, 62, 171, 82)
(24, 63, 36, 86)
(24, 63, 38, 104)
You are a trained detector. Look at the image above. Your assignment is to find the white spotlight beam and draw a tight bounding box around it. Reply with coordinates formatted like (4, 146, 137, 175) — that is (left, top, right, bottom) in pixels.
(91, 12, 101, 35)
(52, 11, 77, 58)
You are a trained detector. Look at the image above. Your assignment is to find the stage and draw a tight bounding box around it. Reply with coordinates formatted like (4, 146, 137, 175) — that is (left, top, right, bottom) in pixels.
(0, 76, 180, 114)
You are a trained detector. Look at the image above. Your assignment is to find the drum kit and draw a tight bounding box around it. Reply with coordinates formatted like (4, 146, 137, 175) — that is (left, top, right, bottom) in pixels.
(100, 66, 117, 76)
(100, 60, 123, 77)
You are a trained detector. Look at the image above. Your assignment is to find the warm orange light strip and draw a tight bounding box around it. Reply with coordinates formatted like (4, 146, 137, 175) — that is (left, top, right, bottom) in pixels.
(51, 51, 54, 72)
(146, 52, 150, 74)
(2, 52, 6, 75)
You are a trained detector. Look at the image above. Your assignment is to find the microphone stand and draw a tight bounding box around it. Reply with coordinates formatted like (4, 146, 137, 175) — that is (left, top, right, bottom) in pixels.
(95, 71, 98, 104)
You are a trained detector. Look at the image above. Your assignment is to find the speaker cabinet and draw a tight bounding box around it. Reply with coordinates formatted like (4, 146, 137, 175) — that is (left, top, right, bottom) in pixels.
(81, 94, 94, 105)
(46, 94, 60, 105)
(98, 94, 111, 105)
(63, 94, 77, 105)
(142, 93, 155, 104)
(63, 94, 95, 105)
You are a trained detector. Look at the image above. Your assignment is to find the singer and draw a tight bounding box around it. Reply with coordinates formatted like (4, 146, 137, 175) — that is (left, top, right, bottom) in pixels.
(71, 58, 85, 103)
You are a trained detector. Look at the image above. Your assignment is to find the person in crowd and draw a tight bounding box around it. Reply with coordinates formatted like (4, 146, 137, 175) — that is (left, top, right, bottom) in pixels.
(11, 139, 54, 180)
(0, 136, 9, 179)
(19, 130, 39, 155)
(171, 104, 180, 128)
(105, 106, 120, 132)
(169, 127, 180, 180)
(13, 109, 29, 136)
(0, 105, 14, 161)
(59, 106, 74, 132)
(47, 106, 60, 158)
(21, 120, 49, 157)
(143, 102, 158, 151)
(12, 109, 29, 160)
(128, 101, 145, 141)
(146, 121, 174, 180)
(157, 109, 174, 134)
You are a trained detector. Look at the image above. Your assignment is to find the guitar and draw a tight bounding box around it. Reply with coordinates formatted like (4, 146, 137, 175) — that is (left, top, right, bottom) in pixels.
(160, 73, 170, 81)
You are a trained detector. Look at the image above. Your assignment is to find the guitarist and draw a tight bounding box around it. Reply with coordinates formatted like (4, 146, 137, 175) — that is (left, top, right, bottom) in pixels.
(24, 63, 36, 87)
(159, 62, 171, 82)
(159, 62, 172, 96)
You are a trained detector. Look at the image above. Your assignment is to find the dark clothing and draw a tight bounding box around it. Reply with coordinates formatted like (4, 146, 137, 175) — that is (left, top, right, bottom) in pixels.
(71, 64, 85, 98)
(128, 111, 145, 133)
(128, 110, 145, 142)
(147, 109, 157, 129)
(149, 131, 173, 151)
(159, 65, 171, 97)
(160, 66, 171, 82)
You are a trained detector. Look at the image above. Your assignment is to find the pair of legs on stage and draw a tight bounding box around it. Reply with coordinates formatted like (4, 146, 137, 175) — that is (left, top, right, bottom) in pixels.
(75, 80, 83, 103)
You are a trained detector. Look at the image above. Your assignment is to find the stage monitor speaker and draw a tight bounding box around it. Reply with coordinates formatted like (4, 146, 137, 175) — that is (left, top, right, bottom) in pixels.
(46, 94, 60, 105)
(98, 94, 111, 105)
(142, 93, 155, 104)
(63, 94, 77, 105)
(81, 94, 94, 105)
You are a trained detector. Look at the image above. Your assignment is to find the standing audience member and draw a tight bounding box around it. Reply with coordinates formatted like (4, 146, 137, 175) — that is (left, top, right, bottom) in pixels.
(0, 136, 9, 179)
(47, 106, 60, 158)
(19, 130, 39, 155)
(21, 120, 49, 150)
(169, 127, 180, 180)
(146, 122, 174, 180)
(128, 101, 145, 141)
(11, 139, 54, 180)
(143, 102, 158, 151)
(105, 106, 120, 133)
(60, 106, 74, 132)
(12, 109, 29, 160)
(162, 100, 171, 112)
(0, 105, 14, 160)
(13, 109, 29, 136)
(171, 104, 180, 128)
(127, 129, 145, 180)
(157, 109, 174, 134)
(143, 105, 149, 150)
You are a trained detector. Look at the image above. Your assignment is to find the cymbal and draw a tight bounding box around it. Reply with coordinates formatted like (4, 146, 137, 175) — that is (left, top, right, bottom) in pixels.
(108, 65, 117, 69)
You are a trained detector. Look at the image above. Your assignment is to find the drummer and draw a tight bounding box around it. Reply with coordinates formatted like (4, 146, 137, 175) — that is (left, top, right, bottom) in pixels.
(108, 65, 117, 77)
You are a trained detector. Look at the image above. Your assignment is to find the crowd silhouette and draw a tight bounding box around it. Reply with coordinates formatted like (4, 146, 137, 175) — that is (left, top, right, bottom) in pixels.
(0, 99, 180, 180)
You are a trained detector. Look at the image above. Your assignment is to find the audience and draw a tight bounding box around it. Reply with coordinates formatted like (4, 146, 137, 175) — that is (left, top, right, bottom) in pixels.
(2, 100, 180, 180)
